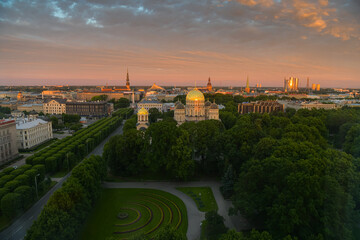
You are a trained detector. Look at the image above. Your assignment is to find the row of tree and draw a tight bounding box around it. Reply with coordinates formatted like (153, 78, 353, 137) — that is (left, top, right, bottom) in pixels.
(25, 155, 107, 239)
(0, 164, 48, 220)
(26, 114, 122, 174)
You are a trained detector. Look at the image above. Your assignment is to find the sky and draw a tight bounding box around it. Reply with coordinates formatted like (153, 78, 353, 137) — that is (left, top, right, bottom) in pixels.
(0, 0, 359, 88)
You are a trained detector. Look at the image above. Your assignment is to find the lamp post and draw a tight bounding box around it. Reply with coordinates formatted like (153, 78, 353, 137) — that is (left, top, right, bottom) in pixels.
(35, 173, 40, 200)
(66, 152, 70, 172)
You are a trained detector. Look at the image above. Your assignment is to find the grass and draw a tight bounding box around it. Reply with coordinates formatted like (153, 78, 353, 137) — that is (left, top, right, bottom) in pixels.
(177, 187, 218, 212)
(79, 188, 188, 240)
(0, 180, 57, 231)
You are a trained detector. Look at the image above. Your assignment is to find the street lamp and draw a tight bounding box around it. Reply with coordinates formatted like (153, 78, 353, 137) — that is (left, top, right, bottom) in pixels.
(35, 173, 40, 200)
(66, 152, 70, 172)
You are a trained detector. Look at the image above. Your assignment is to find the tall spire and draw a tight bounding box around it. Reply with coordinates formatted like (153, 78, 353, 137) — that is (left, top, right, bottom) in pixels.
(126, 68, 130, 90)
(207, 76, 212, 92)
(245, 76, 250, 94)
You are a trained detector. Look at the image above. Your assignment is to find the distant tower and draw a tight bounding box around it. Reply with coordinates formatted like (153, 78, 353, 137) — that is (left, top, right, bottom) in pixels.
(245, 76, 250, 94)
(207, 77, 213, 92)
(306, 77, 310, 91)
(136, 108, 149, 130)
(316, 84, 321, 91)
(126, 68, 130, 90)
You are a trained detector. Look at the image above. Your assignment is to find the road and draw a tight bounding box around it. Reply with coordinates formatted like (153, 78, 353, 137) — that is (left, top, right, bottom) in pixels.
(103, 181, 248, 240)
(0, 122, 124, 240)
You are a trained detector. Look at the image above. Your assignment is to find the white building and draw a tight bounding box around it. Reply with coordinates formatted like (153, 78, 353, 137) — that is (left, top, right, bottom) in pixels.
(137, 99, 163, 113)
(43, 99, 66, 115)
(16, 118, 53, 149)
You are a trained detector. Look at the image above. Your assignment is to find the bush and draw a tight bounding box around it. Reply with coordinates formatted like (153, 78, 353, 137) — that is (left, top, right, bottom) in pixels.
(4, 180, 21, 191)
(45, 157, 57, 173)
(14, 185, 34, 209)
(24, 169, 38, 186)
(33, 165, 45, 181)
(2, 167, 14, 175)
(0, 175, 14, 187)
(0, 188, 9, 202)
(14, 174, 30, 186)
(1, 193, 22, 218)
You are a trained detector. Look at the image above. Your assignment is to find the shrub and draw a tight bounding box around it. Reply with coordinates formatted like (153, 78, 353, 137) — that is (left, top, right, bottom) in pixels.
(14, 174, 30, 186)
(14, 185, 34, 209)
(1, 193, 22, 218)
(45, 157, 57, 173)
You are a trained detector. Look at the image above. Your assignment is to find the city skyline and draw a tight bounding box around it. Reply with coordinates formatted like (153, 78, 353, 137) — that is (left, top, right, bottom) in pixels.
(0, 0, 359, 88)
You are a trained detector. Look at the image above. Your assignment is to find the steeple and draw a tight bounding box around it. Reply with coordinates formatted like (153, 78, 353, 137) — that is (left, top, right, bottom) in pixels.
(207, 77, 212, 92)
(245, 76, 250, 93)
(126, 68, 130, 90)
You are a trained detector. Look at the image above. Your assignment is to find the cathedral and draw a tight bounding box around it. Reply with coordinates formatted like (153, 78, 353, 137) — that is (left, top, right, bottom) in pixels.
(174, 88, 219, 125)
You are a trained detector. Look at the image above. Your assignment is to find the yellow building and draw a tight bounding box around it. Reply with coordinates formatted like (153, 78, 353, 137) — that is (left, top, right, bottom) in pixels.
(136, 107, 149, 130)
(174, 88, 219, 125)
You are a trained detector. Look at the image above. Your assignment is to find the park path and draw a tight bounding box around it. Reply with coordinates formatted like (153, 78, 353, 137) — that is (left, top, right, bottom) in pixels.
(103, 181, 248, 240)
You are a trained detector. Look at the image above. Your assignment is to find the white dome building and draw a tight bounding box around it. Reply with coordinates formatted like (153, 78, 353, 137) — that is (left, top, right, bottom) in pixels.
(174, 88, 219, 125)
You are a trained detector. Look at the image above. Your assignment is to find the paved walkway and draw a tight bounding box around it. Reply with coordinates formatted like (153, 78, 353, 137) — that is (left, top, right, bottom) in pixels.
(103, 181, 248, 240)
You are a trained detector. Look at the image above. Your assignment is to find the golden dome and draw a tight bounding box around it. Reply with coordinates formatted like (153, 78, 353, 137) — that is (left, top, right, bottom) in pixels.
(138, 107, 148, 115)
(186, 88, 205, 102)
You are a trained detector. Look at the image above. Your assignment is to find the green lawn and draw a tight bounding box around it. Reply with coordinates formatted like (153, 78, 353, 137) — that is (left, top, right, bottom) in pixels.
(79, 188, 188, 240)
(177, 187, 218, 212)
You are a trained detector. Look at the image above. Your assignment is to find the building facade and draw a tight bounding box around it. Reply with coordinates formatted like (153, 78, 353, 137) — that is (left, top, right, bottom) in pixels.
(137, 99, 163, 112)
(66, 101, 113, 117)
(0, 119, 19, 165)
(17, 103, 43, 112)
(43, 99, 67, 115)
(174, 88, 219, 125)
(16, 118, 53, 149)
(238, 101, 284, 114)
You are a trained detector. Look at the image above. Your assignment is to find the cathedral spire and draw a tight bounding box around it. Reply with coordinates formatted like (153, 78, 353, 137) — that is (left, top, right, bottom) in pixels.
(207, 76, 212, 92)
(245, 76, 250, 93)
(126, 68, 130, 90)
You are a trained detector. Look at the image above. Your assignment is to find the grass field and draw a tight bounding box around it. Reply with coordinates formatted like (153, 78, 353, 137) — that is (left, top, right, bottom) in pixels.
(79, 188, 188, 240)
(177, 187, 218, 212)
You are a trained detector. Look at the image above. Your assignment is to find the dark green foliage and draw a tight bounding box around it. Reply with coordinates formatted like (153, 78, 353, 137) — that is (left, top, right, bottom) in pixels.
(25, 155, 106, 240)
(91, 94, 108, 101)
(4, 180, 21, 191)
(221, 165, 235, 199)
(123, 115, 137, 132)
(1, 193, 22, 218)
(14, 174, 30, 186)
(203, 211, 228, 240)
(149, 108, 162, 123)
(14, 186, 34, 209)
(109, 97, 130, 109)
(104, 129, 145, 177)
(220, 111, 237, 129)
(152, 225, 186, 240)
(45, 157, 57, 173)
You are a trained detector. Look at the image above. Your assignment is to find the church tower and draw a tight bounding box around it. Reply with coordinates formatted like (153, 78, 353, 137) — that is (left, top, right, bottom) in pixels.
(126, 68, 130, 90)
(207, 77, 213, 92)
(245, 76, 250, 93)
(136, 108, 149, 130)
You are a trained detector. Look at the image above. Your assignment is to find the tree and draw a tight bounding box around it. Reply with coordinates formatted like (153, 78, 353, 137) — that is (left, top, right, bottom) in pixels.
(14, 186, 34, 209)
(168, 130, 195, 180)
(152, 225, 186, 240)
(1, 193, 22, 218)
(344, 124, 360, 157)
(149, 108, 162, 123)
(221, 165, 235, 199)
(220, 111, 237, 129)
(203, 211, 228, 240)
(116, 98, 130, 108)
(91, 95, 108, 101)
(104, 129, 145, 176)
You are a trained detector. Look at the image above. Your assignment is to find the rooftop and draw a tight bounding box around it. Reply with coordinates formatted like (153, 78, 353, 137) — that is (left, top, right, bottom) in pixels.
(16, 118, 49, 130)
